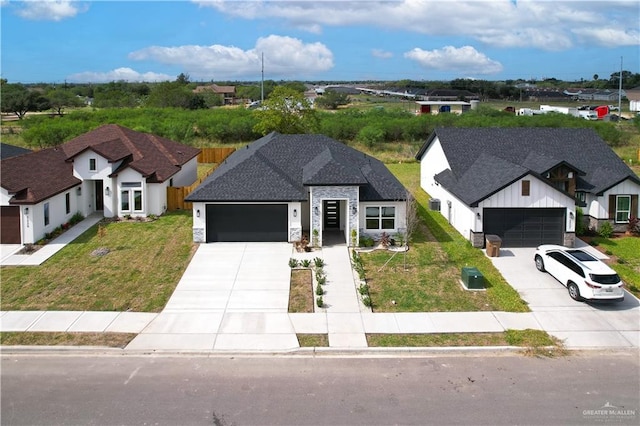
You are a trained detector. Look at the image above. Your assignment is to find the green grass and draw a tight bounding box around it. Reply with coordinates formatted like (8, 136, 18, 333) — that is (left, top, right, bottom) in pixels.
(585, 236, 640, 297)
(367, 329, 564, 356)
(0, 332, 136, 347)
(297, 334, 329, 347)
(363, 163, 529, 313)
(0, 211, 195, 312)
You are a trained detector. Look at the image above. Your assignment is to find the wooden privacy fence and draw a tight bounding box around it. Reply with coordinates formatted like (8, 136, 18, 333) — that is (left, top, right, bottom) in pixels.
(198, 147, 236, 163)
(167, 147, 235, 211)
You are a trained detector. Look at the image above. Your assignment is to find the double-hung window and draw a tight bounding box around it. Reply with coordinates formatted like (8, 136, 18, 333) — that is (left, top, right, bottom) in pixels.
(120, 182, 143, 213)
(616, 195, 631, 223)
(365, 206, 395, 230)
(89, 158, 97, 172)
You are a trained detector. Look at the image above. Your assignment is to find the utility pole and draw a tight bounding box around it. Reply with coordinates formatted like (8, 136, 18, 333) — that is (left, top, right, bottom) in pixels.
(261, 52, 264, 104)
(618, 56, 622, 118)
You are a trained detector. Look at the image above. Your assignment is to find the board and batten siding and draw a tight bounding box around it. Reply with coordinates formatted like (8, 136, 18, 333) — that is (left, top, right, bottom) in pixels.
(477, 175, 575, 232)
(587, 179, 640, 220)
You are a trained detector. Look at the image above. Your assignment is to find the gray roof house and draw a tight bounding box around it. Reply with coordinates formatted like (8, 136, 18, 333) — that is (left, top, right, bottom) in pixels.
(416, 127, 640, 248)
(186, 132, 407, 245)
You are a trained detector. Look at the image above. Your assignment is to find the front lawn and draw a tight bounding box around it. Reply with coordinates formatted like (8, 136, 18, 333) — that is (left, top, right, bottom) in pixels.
(0, 211, 195, 312)
(360, 163, 529, 313)
(585, 236, 640, 298)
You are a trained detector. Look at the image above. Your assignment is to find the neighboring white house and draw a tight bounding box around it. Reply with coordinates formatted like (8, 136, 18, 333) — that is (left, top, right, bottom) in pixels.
(416, 128, 640, 248)
(186, 132, 407, 246)
(0, 125, 200, 245)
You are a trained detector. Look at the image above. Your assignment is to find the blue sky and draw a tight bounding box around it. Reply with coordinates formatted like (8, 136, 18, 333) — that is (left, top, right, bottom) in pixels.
(1, 0, 639, 83)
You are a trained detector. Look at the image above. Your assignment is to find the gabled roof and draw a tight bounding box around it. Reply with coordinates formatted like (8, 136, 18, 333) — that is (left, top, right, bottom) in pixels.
(1, 125, 200, 205)
(416, 127, 640, 205)
(1, 143, 32, 160)
(186, 132, 406, 202)
(1, 147, 80, 204)
(63, 124, 200, 182)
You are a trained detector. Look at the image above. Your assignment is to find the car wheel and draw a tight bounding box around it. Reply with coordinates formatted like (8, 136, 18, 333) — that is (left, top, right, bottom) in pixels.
(535, 255, 545, 272)
(567, 282, 582, 301)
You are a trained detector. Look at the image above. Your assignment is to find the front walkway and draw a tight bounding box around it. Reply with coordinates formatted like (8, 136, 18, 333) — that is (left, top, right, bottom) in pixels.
(1, 213, 102, 266)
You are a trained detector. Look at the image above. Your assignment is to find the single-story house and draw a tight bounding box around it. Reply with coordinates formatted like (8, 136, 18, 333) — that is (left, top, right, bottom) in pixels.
(186, 132, 407, 246)
(0, 124, 200, 245)
(416, 127, 640, 248)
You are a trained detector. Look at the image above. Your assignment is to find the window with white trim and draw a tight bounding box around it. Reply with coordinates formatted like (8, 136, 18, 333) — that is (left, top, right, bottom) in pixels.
(616, 195, 631, 223)
(89, 158, 96, 172)
(365, 206, 396, 230)
(120, 182, 143, 213)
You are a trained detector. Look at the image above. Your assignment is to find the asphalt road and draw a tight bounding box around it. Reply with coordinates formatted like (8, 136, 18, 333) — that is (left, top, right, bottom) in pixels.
(1, 351, 638, 426)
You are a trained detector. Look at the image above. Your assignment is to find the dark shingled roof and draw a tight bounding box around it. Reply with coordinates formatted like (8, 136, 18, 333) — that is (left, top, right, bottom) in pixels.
(1, 143, 32, 160)
(416, 127, 640, 206)
(186, 132, 406, 202)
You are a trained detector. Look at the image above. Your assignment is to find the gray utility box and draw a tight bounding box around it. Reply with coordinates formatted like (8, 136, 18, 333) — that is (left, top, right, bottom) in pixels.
(429, 198, 441, 211)
(461, 267, 484, 290)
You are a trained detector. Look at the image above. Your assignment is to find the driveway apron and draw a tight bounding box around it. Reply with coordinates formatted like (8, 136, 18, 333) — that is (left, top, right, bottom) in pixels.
(126, 243, 299, 351)
(489, 245, 640, 349)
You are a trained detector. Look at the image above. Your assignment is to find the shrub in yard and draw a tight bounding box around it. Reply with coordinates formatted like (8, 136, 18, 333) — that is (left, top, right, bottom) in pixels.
(301, 259, 311, 268)
(359, 235, 374, 247)
(358, 283, 369, 296)
(316, 296, 324, 308)
(315, 285, 324, 296)
(380, 232, 391, 248)
(313, 257, 325, 267)
(288, 258, 299, 268)
(362, 295, 372, 307)
(598, 221, 614, 238)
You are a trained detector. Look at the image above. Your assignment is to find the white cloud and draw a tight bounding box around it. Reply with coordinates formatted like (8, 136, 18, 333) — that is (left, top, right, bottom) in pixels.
(372, 49, 393, 59)
(128, 35, 334, 79)
(404, 46, 503, 75)
(195, 0, 640, 50)
(67, 67, 173, 83)
(14, 0, 86, 21)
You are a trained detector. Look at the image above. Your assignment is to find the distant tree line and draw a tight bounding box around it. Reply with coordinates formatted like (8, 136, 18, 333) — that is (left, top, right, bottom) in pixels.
(17, 101, 630, 150)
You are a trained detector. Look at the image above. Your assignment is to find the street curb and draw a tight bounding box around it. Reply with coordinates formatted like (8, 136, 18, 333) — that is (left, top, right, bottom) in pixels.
(3, 345, 637, 358)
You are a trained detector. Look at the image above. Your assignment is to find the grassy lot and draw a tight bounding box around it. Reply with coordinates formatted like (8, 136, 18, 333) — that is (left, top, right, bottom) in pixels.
(289, 269, 314, 313)
(361, 163, 529, 313)
(0, 332, 136, 348)
(0, 211, 195, 312)
(585, 236, 640, 298)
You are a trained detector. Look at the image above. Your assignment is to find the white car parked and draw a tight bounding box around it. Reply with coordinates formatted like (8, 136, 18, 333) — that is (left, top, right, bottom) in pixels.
(534, 245, 624, 302)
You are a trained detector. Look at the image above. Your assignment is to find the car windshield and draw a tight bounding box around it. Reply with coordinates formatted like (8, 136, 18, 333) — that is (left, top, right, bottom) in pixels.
(589, 274, 621, 285)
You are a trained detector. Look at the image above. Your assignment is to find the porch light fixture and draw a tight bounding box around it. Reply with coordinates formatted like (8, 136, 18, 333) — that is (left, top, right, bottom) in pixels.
(24, 207, 29, 215)
(293, 209, 298, 218)
(105, 186, 110, 196)
(476, 212, 481, 220)
(314, 206, 319, 215)
(77, 187, 82, 195)
(569, 212, 574, 219)
(196, 209, 201, 218)
(352, 205, 357, 215)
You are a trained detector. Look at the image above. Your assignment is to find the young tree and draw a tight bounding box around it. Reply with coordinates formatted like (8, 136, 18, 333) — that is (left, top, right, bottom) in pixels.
(253, 86, 318, 134)
(47, 88, 83, 116)
(315, 89, 350, 110)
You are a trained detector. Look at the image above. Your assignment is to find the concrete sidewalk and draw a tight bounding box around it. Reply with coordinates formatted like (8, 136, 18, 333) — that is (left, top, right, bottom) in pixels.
(1, 213, 102, 266)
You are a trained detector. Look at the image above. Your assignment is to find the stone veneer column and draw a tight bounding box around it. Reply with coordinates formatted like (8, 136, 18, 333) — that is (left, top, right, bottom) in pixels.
(310, 186, 359, 247)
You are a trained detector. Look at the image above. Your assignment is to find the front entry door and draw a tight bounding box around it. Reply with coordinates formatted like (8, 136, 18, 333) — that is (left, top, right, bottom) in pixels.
(95, 180, 104, 211)
(323, 200, 339, 229)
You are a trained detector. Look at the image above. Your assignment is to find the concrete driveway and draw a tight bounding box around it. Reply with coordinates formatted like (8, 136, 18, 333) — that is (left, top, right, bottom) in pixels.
(126, 242, 299, 351)
(489, 244, 640, 349)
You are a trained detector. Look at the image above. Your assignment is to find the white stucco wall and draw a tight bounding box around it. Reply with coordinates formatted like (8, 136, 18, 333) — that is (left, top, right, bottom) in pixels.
(359, 201, 407, 237)
(22, 189, 79, 244)
(0, 187, 13, 205)
(171, 157, 198, 187)
(72, 150, 119, 180)
(116, 168, 146, 217)
(418, 137, 450, 195)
